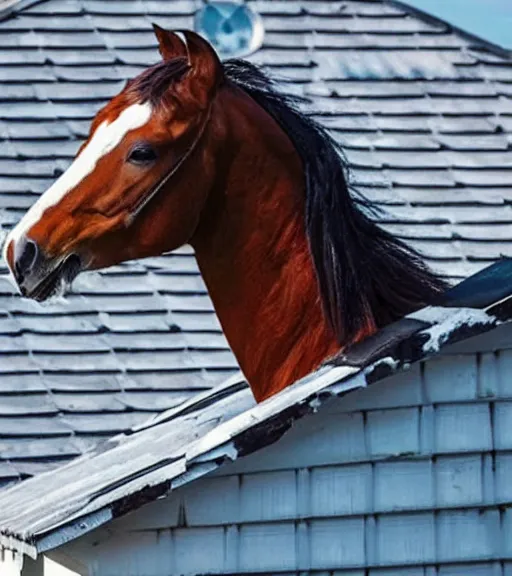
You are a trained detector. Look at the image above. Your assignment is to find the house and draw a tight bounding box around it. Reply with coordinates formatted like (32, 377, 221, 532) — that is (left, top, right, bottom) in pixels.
(0, 0, 511, 573)
(0, 0, 511, 487)
(1, 261, 512, 575)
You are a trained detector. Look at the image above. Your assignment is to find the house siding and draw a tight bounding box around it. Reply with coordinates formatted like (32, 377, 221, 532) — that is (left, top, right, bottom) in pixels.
(61, 332, 512, 576)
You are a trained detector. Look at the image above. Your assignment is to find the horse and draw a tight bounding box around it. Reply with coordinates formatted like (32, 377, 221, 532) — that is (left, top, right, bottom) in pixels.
(3, 27, 447, 402)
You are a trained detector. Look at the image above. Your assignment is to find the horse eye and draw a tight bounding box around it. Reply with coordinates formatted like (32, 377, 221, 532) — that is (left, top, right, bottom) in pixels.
(128, 144, 157, 165)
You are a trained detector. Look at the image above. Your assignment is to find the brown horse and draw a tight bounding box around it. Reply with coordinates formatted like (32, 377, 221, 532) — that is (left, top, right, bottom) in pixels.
(3, 27, 446, 402)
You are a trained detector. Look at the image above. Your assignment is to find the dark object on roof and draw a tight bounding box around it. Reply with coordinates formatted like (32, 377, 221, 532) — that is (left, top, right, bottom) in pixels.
(437, 257, 512, 309)
(0, 258, 510, 558)
(339, 257, 512, 367)
(0, 0, 511, 486)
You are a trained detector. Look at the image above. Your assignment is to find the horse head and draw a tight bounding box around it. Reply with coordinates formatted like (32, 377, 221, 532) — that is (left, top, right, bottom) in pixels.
(4, 27, 222, 301)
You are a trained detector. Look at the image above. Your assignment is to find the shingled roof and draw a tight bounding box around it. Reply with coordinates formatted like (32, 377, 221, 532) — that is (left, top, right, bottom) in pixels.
(0, 0, 511, 487)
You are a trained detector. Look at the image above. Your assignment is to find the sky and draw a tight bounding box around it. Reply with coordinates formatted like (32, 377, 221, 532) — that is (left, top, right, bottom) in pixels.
(405, 0, 512, 49)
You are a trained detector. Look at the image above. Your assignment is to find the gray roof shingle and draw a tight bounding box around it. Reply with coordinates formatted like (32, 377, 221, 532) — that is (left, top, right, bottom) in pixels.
(0, 0, 511, 486)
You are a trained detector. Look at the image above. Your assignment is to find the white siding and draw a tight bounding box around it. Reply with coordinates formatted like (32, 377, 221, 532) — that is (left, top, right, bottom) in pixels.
(60, 337, 512, 576)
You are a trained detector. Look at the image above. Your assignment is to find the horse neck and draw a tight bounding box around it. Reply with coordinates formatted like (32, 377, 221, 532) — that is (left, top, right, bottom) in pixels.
(191, 85, 339, 402)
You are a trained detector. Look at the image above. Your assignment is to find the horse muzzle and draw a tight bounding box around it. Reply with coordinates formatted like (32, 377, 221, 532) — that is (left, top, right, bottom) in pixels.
(4, 235, 82, 301)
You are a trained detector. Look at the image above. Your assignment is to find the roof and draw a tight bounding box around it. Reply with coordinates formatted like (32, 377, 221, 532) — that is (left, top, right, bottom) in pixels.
(0, 258, 511, 558)
(0, 0, 18, 14)
(0, 0, 511, 485)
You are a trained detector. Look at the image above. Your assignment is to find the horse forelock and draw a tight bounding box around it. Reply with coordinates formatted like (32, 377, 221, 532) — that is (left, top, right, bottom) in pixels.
(128, 58, 190, 108)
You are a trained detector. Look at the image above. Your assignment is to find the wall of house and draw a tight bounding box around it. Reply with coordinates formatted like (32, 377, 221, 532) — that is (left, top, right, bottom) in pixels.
(60, 326, 512, 576)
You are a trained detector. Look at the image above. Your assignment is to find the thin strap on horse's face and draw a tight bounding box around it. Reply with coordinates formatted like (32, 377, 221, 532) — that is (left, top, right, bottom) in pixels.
(124, 103, 213, 227)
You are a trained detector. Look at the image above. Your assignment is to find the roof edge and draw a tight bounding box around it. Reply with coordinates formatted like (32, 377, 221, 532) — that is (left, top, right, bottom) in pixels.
(389, 0, 512, 60)
(36, 508, 112, 555)
(0, 0, 46, 22)
(34, 367, 365, 555)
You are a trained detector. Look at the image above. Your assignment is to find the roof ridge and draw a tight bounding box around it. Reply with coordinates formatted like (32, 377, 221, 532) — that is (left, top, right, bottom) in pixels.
(389, 0, 512, 61)
(2, 0, 511, 62)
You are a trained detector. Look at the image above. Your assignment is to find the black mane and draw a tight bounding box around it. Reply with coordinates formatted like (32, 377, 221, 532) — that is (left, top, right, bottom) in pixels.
(223, 59, 448, 344)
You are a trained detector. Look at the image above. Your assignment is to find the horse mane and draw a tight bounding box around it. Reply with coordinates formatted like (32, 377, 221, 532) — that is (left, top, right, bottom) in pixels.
(130, 56, 447, 344)
(223, 59, 448, 344)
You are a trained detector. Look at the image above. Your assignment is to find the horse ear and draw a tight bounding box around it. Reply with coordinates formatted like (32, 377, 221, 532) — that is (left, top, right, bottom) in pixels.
(152, 23, 187, 60)
(179, 30, 223, 102)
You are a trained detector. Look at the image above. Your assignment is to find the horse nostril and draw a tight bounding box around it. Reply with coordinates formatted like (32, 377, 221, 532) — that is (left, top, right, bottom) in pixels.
(14, 237, 39, 280)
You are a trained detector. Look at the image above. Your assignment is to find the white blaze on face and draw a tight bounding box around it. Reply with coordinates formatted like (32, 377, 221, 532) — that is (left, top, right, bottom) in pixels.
(3, 102, 152, 266)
